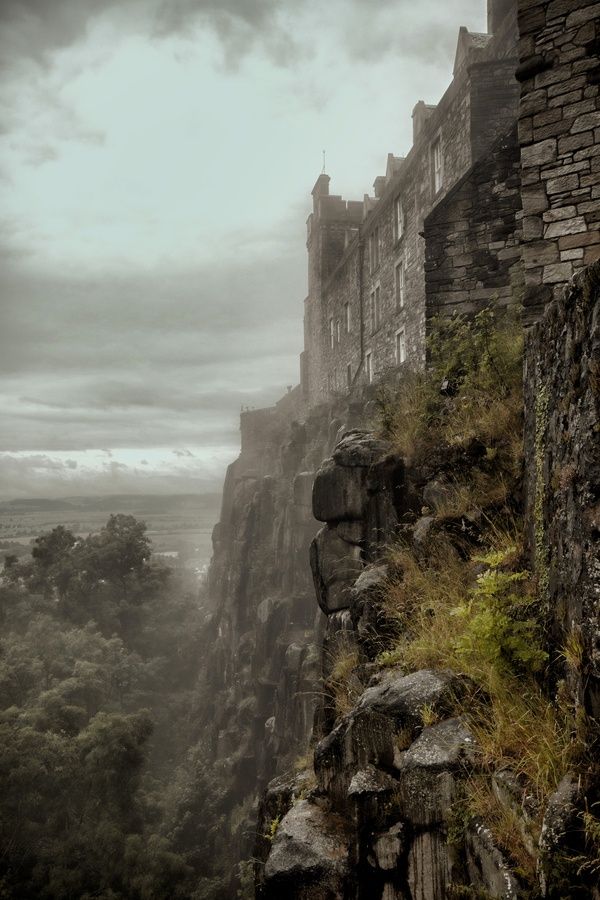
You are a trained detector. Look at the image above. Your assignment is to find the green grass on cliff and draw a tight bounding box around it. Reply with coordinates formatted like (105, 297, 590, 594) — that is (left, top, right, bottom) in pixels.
(377, 306, 524, 492)
(374, 308, 585, 884)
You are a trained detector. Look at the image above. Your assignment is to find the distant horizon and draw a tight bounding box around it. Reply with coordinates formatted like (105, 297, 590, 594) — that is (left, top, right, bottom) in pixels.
(0, 490, 224, 506)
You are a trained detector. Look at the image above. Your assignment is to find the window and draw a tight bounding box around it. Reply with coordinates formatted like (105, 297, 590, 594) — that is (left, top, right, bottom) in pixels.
(395, 329, 406, 365)
(370, 285, 381, 333)
(394, 197, 404, 241)
(347, 363, 352, 388)
(369, 227, 380, 273)
(329, 317, 334, 349)
(365, 351, 373, 384)
(336, 319, 341, 344)
(432, 136, 443, 194)
(344, 302, 351, 333)
(395, 260, 405, 309)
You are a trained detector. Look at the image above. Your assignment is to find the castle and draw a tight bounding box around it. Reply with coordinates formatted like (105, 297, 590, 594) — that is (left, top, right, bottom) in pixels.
(239, 0, 600, 449)
(302, 0, 519, 405)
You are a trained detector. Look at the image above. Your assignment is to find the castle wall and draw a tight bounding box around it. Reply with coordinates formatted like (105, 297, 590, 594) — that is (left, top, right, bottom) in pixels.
(517, 0, 600, 323)
(424, 125, 523, 322)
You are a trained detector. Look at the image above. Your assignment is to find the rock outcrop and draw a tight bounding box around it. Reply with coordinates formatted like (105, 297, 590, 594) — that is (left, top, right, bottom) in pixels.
(257, 432, 520, 899)
(195, 400, 374, 890)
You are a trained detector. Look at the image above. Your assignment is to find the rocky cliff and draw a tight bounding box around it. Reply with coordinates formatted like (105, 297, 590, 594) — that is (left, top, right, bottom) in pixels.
(196, 395, 377, 893)
(255, 429, 521, 900)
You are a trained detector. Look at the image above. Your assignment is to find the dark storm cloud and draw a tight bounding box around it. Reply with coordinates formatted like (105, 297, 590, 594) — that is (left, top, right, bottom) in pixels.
(0, 0, 484, 70)
(0, 0, 287, 69)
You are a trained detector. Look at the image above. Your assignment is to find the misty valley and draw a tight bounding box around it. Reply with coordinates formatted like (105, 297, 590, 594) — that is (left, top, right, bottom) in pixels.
(0, 513, 231, 899)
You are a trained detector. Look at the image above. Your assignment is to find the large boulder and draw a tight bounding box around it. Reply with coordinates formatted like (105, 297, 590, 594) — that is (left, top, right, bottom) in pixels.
(332, 430, 393, 467)
(396, 718, 477, 827)
(357, 668, 470, 728)
(349, 564, 395, 660)
(310, 526, 363, 614)
(313, 458, 367, 522)
(314, 707, 398, 809)
(263, 799, 350, 899)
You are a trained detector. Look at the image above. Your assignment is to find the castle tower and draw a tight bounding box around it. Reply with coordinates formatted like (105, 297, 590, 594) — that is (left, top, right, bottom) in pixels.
(302, 174, 362, 403)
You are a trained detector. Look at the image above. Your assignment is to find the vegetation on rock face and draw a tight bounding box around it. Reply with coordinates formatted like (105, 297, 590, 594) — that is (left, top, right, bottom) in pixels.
(377, 306, 523, 476)
(0, 514, 226, 900)
(374, 308, 589, 888)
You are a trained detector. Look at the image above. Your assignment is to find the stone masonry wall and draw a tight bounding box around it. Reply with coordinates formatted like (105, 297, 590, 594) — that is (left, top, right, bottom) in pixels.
(517, 0, 600, 323)
(424, 125, 523, 322)
(524, 261, 600, 722)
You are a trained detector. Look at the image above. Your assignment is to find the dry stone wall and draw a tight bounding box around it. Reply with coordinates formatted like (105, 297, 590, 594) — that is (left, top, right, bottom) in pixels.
(524, 261, 600, 722)
(517, 0, 600, 321)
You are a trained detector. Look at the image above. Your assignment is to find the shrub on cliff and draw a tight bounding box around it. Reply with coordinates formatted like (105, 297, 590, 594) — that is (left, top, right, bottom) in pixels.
(376, 305, 523, 487)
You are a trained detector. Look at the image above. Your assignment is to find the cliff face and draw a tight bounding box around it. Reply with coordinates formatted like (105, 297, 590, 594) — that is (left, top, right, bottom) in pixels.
(198, 396, 372, 888)
(255, 431, 520, 900)
(524, 262, 600, 721)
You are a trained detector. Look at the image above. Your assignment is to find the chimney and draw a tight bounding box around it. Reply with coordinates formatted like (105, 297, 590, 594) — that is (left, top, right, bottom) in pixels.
(412, 100, 437, 143)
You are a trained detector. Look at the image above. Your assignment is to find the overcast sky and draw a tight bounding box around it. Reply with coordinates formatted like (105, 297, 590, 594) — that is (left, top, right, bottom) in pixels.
(0, 0, 487, 499)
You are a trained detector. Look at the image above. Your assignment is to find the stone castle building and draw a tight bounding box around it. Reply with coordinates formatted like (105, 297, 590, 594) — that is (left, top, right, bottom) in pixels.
(239, 0, 600, 456)
(301, 0, 521, 406)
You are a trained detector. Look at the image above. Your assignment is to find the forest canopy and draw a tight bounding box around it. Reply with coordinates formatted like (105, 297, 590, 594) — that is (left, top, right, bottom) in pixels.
(0, 515, 228, 900)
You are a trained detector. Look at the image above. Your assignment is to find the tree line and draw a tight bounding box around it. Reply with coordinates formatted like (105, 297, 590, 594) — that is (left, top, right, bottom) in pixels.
(0, 515, 229, 900)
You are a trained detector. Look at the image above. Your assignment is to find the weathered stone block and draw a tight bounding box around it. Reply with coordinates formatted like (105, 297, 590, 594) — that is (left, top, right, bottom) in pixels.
(571, 110, 600, 133)
(542, 204, 577, 222)
(543, 261, 574, 282)
(544, 215, 587, 237)
(263, 799, 349, 898)
(312, 458, 367, 523)
(522, 215, 544, 240)
(546, 173, 580, 194)
(523, 240, 560, 267)
(521, 138, 557, 167)
(310, 525, 363, 614)
(522, 184, 549, 215)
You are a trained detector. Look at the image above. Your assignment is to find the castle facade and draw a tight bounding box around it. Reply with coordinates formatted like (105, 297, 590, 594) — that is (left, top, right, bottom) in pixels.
(239, 0, 600, 452)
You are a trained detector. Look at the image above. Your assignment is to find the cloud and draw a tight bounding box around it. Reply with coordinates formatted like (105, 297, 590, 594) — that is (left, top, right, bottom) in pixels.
(24, 144, 59, 166)
(0, 450, 226, 498)
(0, 0, 486, 71)
(0, 0, 290, 70)
(0, 232, 305, 460)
